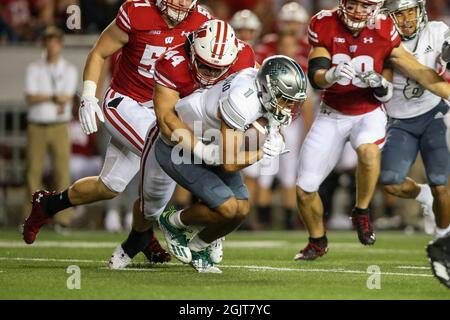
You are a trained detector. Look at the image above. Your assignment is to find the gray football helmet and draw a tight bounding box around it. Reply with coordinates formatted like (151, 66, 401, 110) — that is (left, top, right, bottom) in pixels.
(255, 55, 307, 126)
(383, 0, 428, 40)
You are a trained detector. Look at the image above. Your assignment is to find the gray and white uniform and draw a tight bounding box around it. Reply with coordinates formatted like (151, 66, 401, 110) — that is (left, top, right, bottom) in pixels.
(144, 68, 263, 213)
(381, 21, 450, 186)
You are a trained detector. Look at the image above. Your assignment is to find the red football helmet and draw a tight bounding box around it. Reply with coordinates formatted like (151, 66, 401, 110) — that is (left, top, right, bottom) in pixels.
(338, 0, 384, 31)
(156, 0, 197, 23)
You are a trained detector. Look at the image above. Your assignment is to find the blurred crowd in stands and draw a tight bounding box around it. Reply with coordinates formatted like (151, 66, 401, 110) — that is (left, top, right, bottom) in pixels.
(1, 0, 449, 233)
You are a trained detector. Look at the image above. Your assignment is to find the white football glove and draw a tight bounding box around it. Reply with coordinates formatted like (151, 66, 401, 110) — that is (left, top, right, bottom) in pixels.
(358, 71, 389, 88)
(263, 132, 286, 159)
(193, 141, 221, 165)
(325, 61, 356, 84)
(79, 96, 104, 135)
(444, 110, 450, 152)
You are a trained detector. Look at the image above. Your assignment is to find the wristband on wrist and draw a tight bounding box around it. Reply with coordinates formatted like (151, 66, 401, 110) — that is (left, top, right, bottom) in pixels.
(82, 80, 97, 97)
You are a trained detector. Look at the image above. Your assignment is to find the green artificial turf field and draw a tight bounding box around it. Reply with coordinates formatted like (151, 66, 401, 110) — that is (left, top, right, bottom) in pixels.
(0, 228, 448, 299)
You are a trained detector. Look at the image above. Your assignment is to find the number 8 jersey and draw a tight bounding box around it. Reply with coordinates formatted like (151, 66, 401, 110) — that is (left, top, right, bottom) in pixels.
(308, 9, 401, 115)
(112, 0, 212, 103)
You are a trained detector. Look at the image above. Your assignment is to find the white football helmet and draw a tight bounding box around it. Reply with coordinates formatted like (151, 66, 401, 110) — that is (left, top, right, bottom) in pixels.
(230, 9, 262, 33)
(278, 2, 309, 23)
(383, 0, 428, 40)
(190, 19, 239, 86)
(156, 0, 197, 23)
(338, 0, 384, 31)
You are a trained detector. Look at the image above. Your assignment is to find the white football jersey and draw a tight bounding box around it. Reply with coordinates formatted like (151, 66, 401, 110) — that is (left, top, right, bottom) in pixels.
(386, 21, 449, 119)
(174, 68, 263, 142)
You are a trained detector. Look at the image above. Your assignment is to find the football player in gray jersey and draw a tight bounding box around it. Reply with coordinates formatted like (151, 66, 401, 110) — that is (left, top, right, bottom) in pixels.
(155, 56, 307, 273)
(381, 0, 450, 261)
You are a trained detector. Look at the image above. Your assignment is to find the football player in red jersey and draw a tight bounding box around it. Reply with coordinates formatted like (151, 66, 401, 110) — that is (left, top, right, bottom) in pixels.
(108, 19, 257, 268)
(23, 0, 212, 265)
(294, 0, 450, 260)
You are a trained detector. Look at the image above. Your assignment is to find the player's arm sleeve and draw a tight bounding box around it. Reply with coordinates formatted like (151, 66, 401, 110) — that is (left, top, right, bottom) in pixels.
(219, 91, 248, 131)
(25, 64, 39, 95)
(307, 13, 329, 48)
(241, 43, 258, 69)
(387, 18, 402, 54)
(115, 2, 132, 34)
(153, 59, 178, 91)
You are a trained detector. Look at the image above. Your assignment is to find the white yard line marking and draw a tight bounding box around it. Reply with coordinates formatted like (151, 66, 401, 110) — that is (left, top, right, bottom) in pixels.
(0, 256, 433, 278)
(99, 267, 156, 272)
(395, 266, 430, 270)
(0, 240, 425, 253)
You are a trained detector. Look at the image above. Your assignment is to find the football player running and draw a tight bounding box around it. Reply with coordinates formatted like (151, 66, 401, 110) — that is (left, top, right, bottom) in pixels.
(23, 0, 212, 264)
(152, 56, 307, 273)
(381, 0, 449, 240)
(295, 0, 450, 260)
(108, 19, 257, 269)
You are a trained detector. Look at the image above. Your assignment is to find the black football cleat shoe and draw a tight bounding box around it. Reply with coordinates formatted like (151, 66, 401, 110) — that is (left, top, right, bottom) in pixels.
(427, 235, 450, 288)
(351, 208, 376, 245)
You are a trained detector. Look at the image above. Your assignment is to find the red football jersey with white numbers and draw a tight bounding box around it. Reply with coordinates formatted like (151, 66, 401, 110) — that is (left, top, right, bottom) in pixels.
(112, 0, 212, 103)
(153, 40, 256, 98)
(308, 9, 401, 115)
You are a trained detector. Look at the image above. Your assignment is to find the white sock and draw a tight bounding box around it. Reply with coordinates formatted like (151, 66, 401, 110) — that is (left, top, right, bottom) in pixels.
(188, 234, 211, 252)
(415, 184, 433, 205)
(168, 210, 186, 229)
(436, 225, 450, 238)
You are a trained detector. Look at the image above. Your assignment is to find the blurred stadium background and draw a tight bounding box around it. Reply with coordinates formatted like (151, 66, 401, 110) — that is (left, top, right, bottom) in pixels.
(0, 0, 449, 234)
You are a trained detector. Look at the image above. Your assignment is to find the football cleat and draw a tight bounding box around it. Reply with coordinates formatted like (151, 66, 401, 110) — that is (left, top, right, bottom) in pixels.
(158, 207, 192, 264)
(190, 249, 222, 274)
(22, 190, 54, 244)
(294, 241, 328, 261)
(351, 209, 376, 245)
(109, 245, 132, 270)
(426, 235, 450, 288)
(208, 237, 224, 264)
(141, 231, 171, 264)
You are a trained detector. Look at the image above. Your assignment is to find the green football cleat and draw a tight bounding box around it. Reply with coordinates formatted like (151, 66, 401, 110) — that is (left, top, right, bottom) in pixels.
(190, 249, 222, 274)
(158, 207, 192, 264)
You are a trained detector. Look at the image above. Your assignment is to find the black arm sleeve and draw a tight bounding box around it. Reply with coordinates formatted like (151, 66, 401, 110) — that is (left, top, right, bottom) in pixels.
(308, 57, 332, 90)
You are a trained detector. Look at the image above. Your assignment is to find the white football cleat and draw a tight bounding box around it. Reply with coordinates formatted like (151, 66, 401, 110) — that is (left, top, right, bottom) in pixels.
(108, 245, 131, 269)
(190, 249, 222, 274)
(208, 237, 224, 264)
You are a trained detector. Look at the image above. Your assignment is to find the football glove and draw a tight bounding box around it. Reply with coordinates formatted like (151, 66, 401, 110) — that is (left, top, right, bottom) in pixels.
(324, 61, 355, 84)
(358, 71, 393, 102)
(263, 132, 286, 159)
(79, 96, 104, 135)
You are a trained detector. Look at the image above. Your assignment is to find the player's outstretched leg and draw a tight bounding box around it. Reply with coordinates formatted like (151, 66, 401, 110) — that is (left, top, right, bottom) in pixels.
(294, 187, 328, 260)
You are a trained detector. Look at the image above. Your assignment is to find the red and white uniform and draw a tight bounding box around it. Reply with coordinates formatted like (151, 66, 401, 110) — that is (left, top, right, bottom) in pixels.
(153, 40, 256, 98)
(140, 39, 256, 218)
(296, 10, 400, 193)
(99, 0, 212, 194)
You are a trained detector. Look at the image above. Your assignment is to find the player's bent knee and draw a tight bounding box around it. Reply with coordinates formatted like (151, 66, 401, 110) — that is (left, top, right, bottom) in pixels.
(98, 178, 120, 199)
(357, 144, 380, 167)
(215, 198, 239, 220)
(383, 184, 403, 196)
(296, 175, 320, 194)
(235, 200, 250, 221)
(296, 186, 316, 203)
